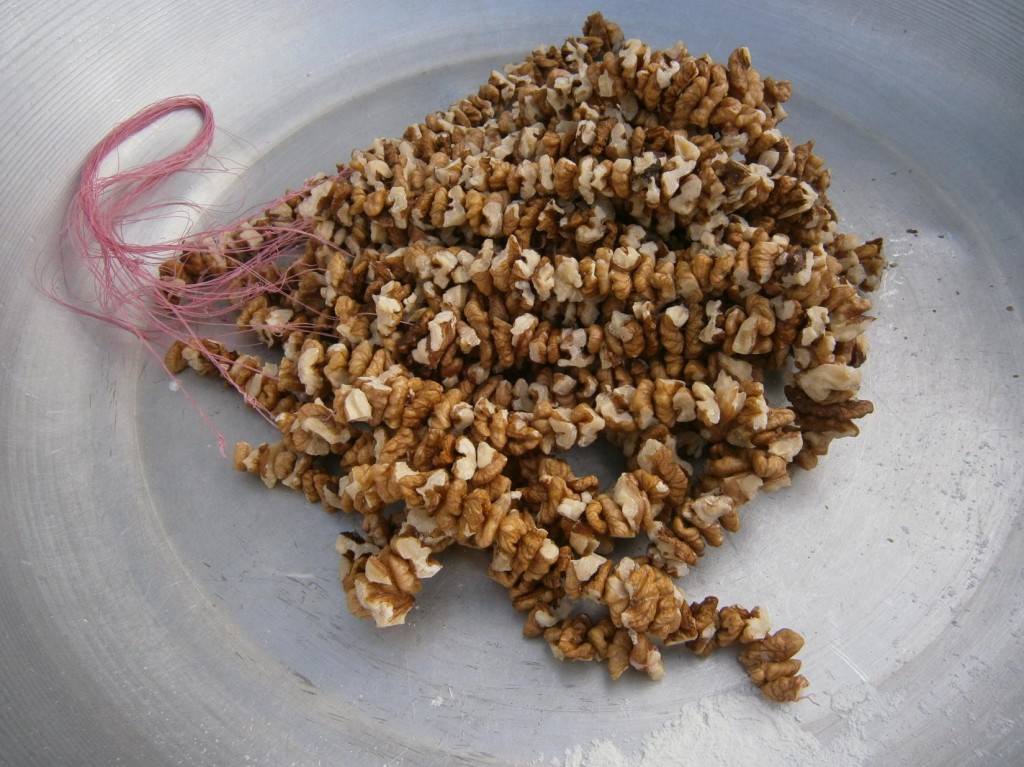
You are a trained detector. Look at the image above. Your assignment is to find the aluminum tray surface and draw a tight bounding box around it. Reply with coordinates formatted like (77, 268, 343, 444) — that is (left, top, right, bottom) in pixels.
(1, 1, 1022, 765)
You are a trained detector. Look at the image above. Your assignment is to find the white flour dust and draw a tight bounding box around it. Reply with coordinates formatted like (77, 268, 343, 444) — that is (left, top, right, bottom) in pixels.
(556, 683, 901, 767)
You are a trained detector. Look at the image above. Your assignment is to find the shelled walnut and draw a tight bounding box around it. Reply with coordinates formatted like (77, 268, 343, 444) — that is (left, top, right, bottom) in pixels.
(165, 13, 883, 702)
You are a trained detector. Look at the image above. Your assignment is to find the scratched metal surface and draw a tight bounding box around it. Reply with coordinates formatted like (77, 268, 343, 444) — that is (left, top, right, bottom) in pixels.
(1, 1, 1023, 764)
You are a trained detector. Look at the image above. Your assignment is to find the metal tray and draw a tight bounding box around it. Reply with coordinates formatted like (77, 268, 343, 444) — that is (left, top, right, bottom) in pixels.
(2, 1, 1022, 764)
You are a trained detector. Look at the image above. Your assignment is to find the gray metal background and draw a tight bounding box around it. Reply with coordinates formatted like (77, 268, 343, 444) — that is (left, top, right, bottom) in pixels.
(2, 1, 1022, 764)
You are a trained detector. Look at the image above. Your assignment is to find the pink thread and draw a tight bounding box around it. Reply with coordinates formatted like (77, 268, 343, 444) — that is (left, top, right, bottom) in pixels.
(55, 95, 342, 453)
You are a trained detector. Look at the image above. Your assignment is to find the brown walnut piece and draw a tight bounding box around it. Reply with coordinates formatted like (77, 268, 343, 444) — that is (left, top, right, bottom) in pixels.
(166, 13, 883, 702)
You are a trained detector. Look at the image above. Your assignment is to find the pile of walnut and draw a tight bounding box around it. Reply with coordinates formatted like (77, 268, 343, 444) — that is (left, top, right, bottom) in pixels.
(162, 14, 883, 702)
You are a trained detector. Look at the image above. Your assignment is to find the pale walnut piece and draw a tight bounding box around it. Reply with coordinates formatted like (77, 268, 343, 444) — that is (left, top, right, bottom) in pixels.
(164, 11, 884, 700)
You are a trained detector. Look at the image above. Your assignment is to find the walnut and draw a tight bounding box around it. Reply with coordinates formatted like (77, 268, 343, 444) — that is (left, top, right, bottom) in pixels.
(569, 552, 608, 583)
(794, 362, 861, 403)
(603, 558, 687, 640)
(684, 596, 721, 657)
(542, 615, 594, 661)
(716, 604, 771, 647)
(522, 601, 565, 637)
(156, 12, 885, 700)
(489, 510, 560, 586)
(693, 380, 721, 426)
(729, 296, 775, 355)
(284, 400, 349, 456)
(738, 627, 809, 702)
(296, 338, 326, 397)
(645, 520, 698, 577)
(337, 532, 443, 628)
(337, 386, 373, 424)
(452, 436, 478, 481)
(635, 439, 689, 502)
(627, 630, 665, 680)
(373, 283, 406, 338)
(232, 439, 311, 490)
(605, 472, 660, 535)
(412, 310, 458, 368)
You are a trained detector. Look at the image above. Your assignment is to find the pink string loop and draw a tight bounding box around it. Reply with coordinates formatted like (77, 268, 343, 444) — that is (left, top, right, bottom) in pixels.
(65, 95, 219, 335)
(82, 95, 215, 186)
(55, 95, 346, 452)
(57, 96, 292, 452)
